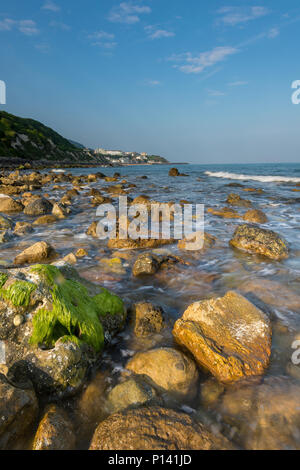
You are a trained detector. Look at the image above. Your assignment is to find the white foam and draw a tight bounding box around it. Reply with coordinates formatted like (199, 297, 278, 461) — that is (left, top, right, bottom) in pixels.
(205, 171, 300, 183)
(51, 169, 65, 173)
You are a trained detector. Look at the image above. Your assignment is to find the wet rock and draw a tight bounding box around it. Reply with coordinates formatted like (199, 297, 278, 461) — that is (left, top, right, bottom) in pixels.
(75, 248, 88, 258)
(99, 257, 126, 275)
(178, 231, 216, 251)
(226, 193, 252, 208)
(0, 214, 14, 229)
(200, 378, 224, 408)
(230, 224, 289, 260)
(243, 209, 268, 224)
(132, 253, 160, 277)
(219, 377, 300, 450)
(89, 406, 232, 450)
(86, 221, 98, 238)
(130, 302, 164, 337)
(32, 404, 75, 450)
(0, 196, 24, 213)
(0, 264, 126, 396)
(52, 203, 70, 219)
(107, 376, 158, 412)
(66, 189, 79, 199)
(126, 347, 199, 399)
(239, 278, 300, 311)
(0, 230, 11, 243)
(23, 197, 53, 216)
(107, 236, 175, 250)
(62, 253, 77, 265)
(173, 291, 272, 384)
(169, 168, 180, 177)
(0, 374, 38, 450)
(207, 207, 240, 219)
(14, 241, 58, 265)
(33, 215, 57, 225)
(13, 222, 34, 236)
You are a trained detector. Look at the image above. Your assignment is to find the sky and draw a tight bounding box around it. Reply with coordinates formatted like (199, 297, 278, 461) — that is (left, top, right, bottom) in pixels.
(1, 0, 300, 164)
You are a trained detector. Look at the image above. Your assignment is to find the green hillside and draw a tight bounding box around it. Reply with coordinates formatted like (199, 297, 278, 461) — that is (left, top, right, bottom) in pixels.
(0, 111, 93, 161)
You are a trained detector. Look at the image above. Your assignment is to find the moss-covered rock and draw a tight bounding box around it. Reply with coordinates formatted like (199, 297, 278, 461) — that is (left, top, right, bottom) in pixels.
(0, 264, 126, 397)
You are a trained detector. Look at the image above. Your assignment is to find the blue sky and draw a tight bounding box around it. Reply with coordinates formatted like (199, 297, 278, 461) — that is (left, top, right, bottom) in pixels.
(1, 0, 300, 163)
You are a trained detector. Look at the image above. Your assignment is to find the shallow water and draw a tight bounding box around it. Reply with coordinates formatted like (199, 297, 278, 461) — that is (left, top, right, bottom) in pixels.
(2, 162, 300, 449)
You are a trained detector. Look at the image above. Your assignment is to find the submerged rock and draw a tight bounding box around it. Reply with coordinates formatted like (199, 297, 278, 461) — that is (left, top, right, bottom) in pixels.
(0, 373, 38, 450)
(169, 168, 180, 177)
(243, 209, 268, 224)
(33, 215, 57, 225)
(130, 302, 164, 337)
(207, 207, 240, 219)
(219, 377, 300, 450)
(132, 253, 160, 277)
(13, 222, 34, 236)
(89, 406, 232, 450)
(178, 231, 216, 251)
(0, 215, 14, 229)
(107, 376, 158, 412)
(173, 291, 272, 384)
(32, 404, 76, 450)
(0, 264, 126, 396)
(14, 241, 58, 265)
(126, 347, 199, 399)
(226, 193, 252, 208)
(230, 224, 289, 260)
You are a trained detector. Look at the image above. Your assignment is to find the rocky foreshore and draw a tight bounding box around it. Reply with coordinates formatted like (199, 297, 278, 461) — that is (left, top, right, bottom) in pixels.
(0, 166, 299, 450)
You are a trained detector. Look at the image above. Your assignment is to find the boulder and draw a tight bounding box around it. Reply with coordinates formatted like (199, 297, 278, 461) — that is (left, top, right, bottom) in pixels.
(0, 196, 24, 213)
(130, 302, 164, 337)
(23, 197, 53, 216)
(132, 253, 160, 277)
(243, 209, 268, 224)
(219, 377, 300, 450)
(0, 215, 13, 230)
(0, 230, 11, 243)
(32, 404, 76, 450)
(173, 291, 272, 384)
(126, 347, 199, 399)
(169, 168, 180, 177)
(107, 377, 158, 412)
(13, 222, 34, 236)
(0, 264, 126, 396)
(33, 215, 57, 225)
(89, 406, 232, 450)
(230, 224, 288, 260)
(14, 241, 58, 265)
(178, 231, 216, 251)
(226, 193, 252, 208)
(207, 207, 240, 219)
(0, 374, 38, 450)
(52, 203, 70, 219)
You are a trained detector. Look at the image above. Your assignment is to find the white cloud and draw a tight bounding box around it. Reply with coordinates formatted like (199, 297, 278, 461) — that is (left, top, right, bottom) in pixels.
(217, 6, 269, 26)
(207, 89, 226, 96)
(108, 2, 151, 24)
(0, 18, 39, 35)
(145, 79, 161, 86)
(268, 27, 279, 38)
(42, 1, 60, 12)
(50, 21, 70, 31)
(88, 31, 117, 49)
(169, 46, 238, 74)
(145, 25, 175, 39)
(88, 31, 115, 40)
(0, 19, 15, 31)
(18, 20, 39, 35)
(228, 80, 248, 86)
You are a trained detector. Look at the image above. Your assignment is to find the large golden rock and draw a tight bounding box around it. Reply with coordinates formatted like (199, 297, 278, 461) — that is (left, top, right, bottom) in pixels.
(32, 404, 75, 450)
(14, 241, 58, 265)
(89, 406, 233, 450)
(173, 291, 272, 384)
(126, 347, 199, 399)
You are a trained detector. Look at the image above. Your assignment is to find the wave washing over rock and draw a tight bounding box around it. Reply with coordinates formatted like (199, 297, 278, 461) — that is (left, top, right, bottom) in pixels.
(205, 171, 300, 183)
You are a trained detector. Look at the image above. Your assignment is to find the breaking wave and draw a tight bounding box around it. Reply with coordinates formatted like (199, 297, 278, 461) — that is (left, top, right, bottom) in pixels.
(204, 171, 300, 183)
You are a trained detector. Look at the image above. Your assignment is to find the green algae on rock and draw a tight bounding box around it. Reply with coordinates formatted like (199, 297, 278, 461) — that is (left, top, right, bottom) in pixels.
(1, 280, 36, 307)
(29, 264, 125, 352)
